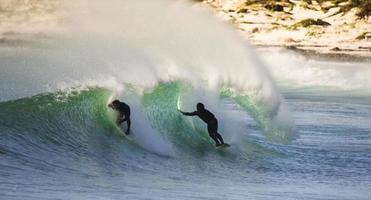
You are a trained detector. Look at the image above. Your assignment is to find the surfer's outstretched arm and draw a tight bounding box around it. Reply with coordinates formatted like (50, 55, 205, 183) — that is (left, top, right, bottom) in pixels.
(179, 110, 197, 116)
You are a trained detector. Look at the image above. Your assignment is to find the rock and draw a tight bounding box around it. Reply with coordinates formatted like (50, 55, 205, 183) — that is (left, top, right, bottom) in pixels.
(286, 45, 298, 50)
(355, 32, 371, 40)
(264, 3, 284, 12)
(284, 38, 298, 43)
(251, 27, 259, 33)
(290, 18, 331, 29)
(237, 8, 248, 13)
(358, 46, 371, 51)
(330, 47, 341, 51)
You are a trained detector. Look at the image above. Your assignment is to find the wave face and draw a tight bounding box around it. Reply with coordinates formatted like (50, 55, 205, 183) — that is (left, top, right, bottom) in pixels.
(0, 86, 287, 198)
(0, 81, 288, 158)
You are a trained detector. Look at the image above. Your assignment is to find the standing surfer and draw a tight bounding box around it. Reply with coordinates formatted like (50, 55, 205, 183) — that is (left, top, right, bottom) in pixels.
(108, 99, 131, 135)
(179, 103, 226, 147)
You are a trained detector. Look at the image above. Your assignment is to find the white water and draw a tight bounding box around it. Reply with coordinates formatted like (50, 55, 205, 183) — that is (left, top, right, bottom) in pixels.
(1, 0, 279, 102)
(259, 48, 371, 91)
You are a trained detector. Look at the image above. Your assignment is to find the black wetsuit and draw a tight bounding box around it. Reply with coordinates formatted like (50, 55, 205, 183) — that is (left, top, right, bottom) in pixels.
(182, 109, 224, 145)
(115, 102, 131, 134)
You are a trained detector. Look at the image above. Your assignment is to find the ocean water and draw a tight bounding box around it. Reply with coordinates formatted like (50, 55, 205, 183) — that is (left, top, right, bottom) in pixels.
(0, 0, 370, 199)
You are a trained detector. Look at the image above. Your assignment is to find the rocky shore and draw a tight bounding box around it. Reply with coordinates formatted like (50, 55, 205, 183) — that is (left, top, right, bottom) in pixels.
(199, 0, 371, 60)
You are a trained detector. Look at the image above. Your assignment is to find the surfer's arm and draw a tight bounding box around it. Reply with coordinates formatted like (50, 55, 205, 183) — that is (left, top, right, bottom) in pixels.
(179, 110, 197, 116)
(109, 103, 118, 110)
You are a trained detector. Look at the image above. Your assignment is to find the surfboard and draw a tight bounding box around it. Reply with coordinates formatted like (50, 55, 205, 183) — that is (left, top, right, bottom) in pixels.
(216, 143, 230, 149)
(120, 131, 133, 141)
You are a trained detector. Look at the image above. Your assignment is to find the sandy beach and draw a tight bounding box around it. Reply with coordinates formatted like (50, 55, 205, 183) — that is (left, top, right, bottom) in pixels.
(200, 0, 371, 61)
(1, 0, 370, 61)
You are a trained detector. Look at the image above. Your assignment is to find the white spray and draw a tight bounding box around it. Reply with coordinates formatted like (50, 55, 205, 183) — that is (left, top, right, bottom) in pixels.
(0, 0, 294, 145)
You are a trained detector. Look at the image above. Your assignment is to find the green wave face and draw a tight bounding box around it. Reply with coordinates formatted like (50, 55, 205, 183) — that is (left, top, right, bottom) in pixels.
(142, 82, 215, 154)
(0, 88, 125, 151)
(142, 82, 293, 145)
(220, 87, 293, 143)
(0, 83, 289, 160)
(141, 82, 293, 156)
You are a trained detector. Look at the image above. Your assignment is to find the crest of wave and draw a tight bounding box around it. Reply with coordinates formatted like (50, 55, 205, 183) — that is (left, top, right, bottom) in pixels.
(0, 0, 295, 142)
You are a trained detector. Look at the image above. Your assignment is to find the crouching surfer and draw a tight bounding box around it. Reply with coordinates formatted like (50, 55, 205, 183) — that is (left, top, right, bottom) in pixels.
(179, 103, 226, 147)
(108, 99, 131, 135)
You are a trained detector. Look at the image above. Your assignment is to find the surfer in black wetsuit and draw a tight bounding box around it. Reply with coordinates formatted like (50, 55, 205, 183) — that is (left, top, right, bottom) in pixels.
(108, 99, 131, 135)
(179, 103, 225, 147)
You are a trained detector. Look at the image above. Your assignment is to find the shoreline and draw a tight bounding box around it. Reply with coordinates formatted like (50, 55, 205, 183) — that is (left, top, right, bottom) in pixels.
(255, 44, 371, 62)
(200, 0, 371, 60)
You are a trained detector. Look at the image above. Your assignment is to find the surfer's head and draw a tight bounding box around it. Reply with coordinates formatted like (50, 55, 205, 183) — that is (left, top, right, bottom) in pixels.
(109, 99, 120, 109)
(196, 102, 204, 111)
(112, 99, 120, 105)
